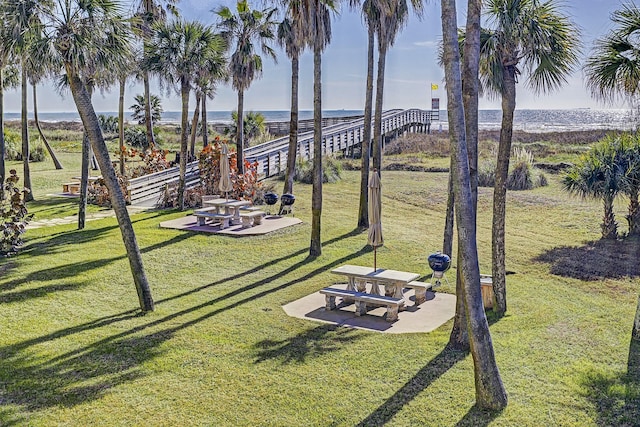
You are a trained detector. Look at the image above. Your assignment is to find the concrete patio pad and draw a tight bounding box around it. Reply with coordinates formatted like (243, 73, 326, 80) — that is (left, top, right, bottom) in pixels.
(159, 214, 302, 236)
(283, 284, 456, 334)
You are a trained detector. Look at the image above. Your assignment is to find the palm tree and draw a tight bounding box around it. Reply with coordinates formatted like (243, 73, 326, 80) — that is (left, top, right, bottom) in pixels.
(440, 0, 507, 410)
(478, 0, 579, 315)
(192, 54, 227, 154)
(584, 3, 640, 107)
(31, 0, 155, 312)
(216, 0, 277, 174)
(306, 0, 335, 257)
(620, 136, 640, 236)
(135, 0, 179, 147)
(130, 93, 163, 125)
(3, 0, 42, 202)
(145, 19, 225, 210)
(371, 0, 422, 174)
(355, 0, 381, 229)
(563, 136, 627, 240)
(448, 0, 482, 351)
(277, 2, 311, 213)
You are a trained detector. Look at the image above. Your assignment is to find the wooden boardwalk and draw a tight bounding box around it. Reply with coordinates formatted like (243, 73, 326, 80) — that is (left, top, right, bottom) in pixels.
(128, 108, 435, 206)
(245, 108, 436, 178)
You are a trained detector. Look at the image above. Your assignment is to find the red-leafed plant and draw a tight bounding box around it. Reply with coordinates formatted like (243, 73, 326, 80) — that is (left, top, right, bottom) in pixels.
(198, 137, 262, 202)
(0, 170, 33, 257)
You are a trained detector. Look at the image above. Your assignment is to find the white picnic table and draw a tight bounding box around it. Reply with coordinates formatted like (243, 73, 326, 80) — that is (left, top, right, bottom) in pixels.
(203, 199, 251, 225)
(330, 264, 420, 300)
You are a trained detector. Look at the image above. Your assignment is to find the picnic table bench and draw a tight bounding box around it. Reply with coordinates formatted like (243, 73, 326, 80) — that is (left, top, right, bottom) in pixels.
(62, 182, 81, 194)
(404, 281, 433, 305)
(320, 287, 404, 322)
(193, 211, 233, 228)
(239, 210, 265, 227)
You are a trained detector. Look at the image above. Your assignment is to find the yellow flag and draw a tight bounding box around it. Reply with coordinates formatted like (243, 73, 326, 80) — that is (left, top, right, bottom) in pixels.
(431, 83, 439, 90)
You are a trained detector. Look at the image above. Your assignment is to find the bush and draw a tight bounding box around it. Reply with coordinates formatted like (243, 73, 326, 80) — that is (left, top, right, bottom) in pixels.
(3, 130, 21, 160)
(478, 148, 548, 190)
(198, 138, 263, 203)
(29, 144, 47, 162)
(294, 156, 342, 184)
(478, 160, 496, 187)
(87, 175, 130, 208)
(98, 114, 119, 134)
(0, 170, 33, 257)
(124, 126, 148, 148)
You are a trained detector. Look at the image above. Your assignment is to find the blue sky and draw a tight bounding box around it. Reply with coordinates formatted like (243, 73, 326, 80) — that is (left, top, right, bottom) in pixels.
(2, 0, 629, 113)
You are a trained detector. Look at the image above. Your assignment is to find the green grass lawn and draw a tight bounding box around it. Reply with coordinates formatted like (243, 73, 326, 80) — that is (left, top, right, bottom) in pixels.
(1, 132, 639, 425)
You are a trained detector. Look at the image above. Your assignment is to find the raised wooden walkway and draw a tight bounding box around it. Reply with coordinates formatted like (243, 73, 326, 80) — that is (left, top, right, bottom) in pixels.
(245, 108, 435, 178)
(128, 108, 435, 206)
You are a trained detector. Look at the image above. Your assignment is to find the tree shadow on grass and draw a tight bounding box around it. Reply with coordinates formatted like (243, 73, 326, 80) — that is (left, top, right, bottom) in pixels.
(355, 346, 468, 426)
(580, 337, 640, 426)
(1, 329, 170, 412)
(0, 229, 369, 411)
(534, 237, 640, 281)
(252, 324, 362, 364)
(1, 231, 193, 297)
(454, 405, 502, 427)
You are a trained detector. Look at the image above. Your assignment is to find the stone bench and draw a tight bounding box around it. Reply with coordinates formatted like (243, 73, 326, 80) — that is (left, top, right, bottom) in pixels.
(239, 211, 265, 227)
(62, 182, 81, 194)
(404, 281, 433, 305)
(319, 287, 404, 322)
(193, 212, 233, 228)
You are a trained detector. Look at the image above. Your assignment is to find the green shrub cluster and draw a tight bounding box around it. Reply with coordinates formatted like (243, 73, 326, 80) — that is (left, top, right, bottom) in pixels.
(478, 147, 547, 191)
(293, 156, 342, 184)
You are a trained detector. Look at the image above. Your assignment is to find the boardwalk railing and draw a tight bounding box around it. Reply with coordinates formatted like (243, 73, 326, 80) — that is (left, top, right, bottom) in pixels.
(127, 108, 433, 205)
(245, 108, 434, 178)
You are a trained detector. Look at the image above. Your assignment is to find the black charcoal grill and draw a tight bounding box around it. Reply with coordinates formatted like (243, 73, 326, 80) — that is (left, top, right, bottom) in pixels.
(279, 193, 295, 215)
(428, 252, 451, 287)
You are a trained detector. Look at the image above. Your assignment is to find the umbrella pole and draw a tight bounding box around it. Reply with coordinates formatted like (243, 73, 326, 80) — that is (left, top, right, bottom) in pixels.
(374, 247, 377, 270)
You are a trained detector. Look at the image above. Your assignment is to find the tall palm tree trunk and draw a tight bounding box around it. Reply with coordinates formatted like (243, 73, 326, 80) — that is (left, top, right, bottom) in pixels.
(143, 71, 156, 146)
(282, 55, 300, 202)
(32, 84, 63, 170)
(178, 79, 190, 211)
(0, 68, 5, 197)
(119, 78, 126, 176)
(236, 90, 245, 174)
(21, 66, 33, 202)
(79, 82, 95, 230)
(627, 190, 640, 236)
(491, 65, 516, 316)
(189, 92, 201, 160)
(602, 195, 618, 239)
(78, 131, 91, 229)
(201, 95, 209, 148)
(67, 66, 154, 312)
(449, 0, 482, 350)
(358, 25, 375, 229)
(441, 0, 507, 410)
(372, 42, 387, 174)
(310, 15, 323, 258)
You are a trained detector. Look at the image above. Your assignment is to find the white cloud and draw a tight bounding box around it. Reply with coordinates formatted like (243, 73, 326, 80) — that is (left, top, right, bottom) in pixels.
(413, 40, 438, 48)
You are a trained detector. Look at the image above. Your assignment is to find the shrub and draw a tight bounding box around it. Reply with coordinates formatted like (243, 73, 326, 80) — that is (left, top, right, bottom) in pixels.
(478, 148, 548, 190)
(294, 156, 342, 184)
(478, 160, 496, 187)
(124, 126, 148, 148)
(87, 175, 130, 208)
(0, 170, 33, 257)
(198, 138, 262, 202)
(98, 114, 119, 134)
(3, 130, 21, 160)
(29, 144, 47, 162)
(158, 184, 203, 209)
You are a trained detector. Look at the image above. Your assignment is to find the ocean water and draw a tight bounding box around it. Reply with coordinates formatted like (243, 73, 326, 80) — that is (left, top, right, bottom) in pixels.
(3, 108, 635, 132)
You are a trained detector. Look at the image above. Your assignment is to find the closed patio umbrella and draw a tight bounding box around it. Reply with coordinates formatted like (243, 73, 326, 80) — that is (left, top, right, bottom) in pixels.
(219, 143, 233, 200)
(367, 169, 383, 270)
